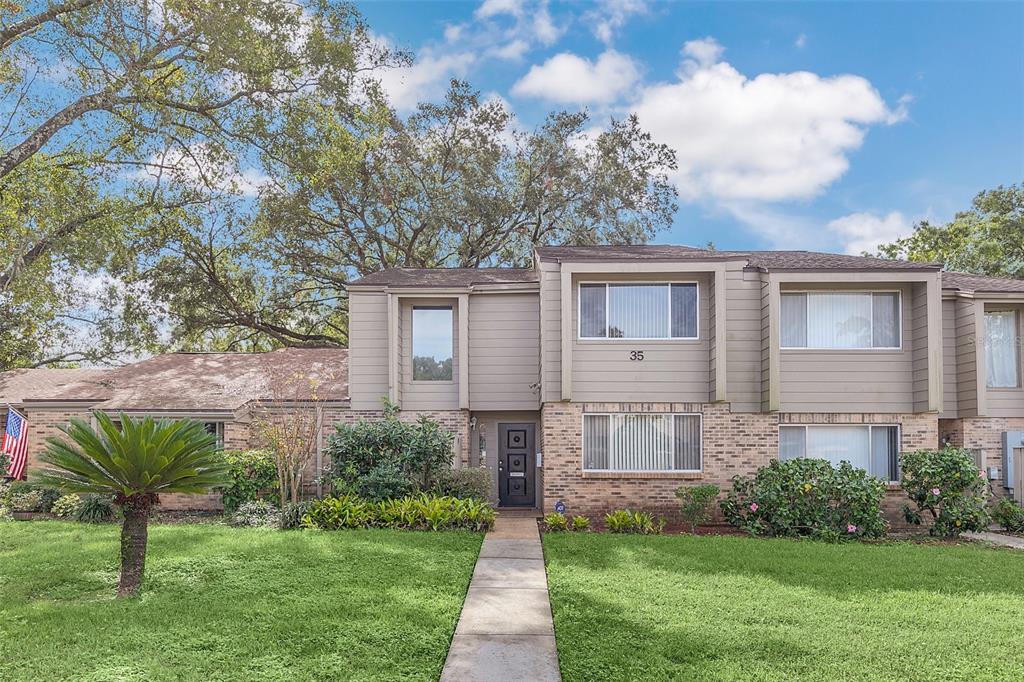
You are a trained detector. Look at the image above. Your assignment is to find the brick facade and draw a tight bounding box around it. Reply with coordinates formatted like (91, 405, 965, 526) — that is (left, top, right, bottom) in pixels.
(541, 401, 939, 526)
(939, 416, 1024, 498)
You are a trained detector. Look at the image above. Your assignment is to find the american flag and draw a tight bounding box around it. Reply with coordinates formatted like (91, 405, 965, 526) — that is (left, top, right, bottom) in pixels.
(3, 407, 29, 480)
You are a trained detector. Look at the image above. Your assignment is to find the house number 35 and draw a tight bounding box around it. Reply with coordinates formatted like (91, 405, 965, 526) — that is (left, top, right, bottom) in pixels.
(629, 350, 644, 361)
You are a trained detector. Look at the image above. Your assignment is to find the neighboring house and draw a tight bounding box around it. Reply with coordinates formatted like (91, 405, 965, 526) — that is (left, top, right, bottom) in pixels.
(347, 245, 1024, 520)
(5, 348, 348, 510)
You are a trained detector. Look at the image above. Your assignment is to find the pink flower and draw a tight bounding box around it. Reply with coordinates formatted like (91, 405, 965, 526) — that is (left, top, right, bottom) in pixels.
(930, 487, 941, 496)
(979, 470, 986, 478)
(749, 503, 759, 512)
(847, 524, 857, 533)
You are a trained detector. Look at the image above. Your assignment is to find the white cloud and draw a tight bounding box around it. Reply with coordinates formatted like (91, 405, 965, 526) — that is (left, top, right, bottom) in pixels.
(488, 39, 530, 61)
(827, 211, 913, 254)
(512, 50, 640, 104)
(532, 1, 563, 45)
(444, 23, 466, 43)
(475, 0, 523, 19)
(376, 49, 476, 110)
(795, 33, 807, 49)
(587, 0, 647, 45)
(133, 143, 270, 197)
(631, 40, 907, 202)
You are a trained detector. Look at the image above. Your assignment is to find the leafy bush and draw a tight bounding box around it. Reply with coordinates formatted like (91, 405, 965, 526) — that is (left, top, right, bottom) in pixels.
(543, 512, 568, 531)
(216, 450, 279, 512)
(901, 448, 990, 537)
(721, 459, 887, 541)
(326, 401, 454, 501)
(675, 484, 720, 532)
(302, 494, 495, 532)
(433, 467, 492, 500)
(0, 450, 9, 477)
(8, 489, 43, 512)
(231, 500, 281, 528)
(74, 495, 117, 523)
(991, 498, 1024, 533)
(604, 509, 665, 534)
(279, 501, 314, 530)
(570, 515, 591, 532)
(51, 494, 83, 518)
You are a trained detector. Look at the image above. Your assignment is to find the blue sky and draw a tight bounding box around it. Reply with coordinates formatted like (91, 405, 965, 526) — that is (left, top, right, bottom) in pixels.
(357, 0, 1023, 254)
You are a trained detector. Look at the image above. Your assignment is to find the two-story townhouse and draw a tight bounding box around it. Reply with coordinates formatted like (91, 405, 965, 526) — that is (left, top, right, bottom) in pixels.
(348, 245, 1024, 521)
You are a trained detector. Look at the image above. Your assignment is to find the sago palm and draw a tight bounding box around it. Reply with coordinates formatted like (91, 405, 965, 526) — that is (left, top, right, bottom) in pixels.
(33, 412, 230, 596)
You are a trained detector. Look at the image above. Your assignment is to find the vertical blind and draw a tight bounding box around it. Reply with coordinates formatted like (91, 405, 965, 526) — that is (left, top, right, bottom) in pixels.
(779, 425, 900, 481)
(985, 311, 1019, 388)
(583, 414, 702, 471)
(579, 283, 698, 339)
(781, 292, 900, 349)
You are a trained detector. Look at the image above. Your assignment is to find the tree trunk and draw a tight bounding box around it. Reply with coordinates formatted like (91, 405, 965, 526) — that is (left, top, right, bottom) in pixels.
(117, 494, 155, 597)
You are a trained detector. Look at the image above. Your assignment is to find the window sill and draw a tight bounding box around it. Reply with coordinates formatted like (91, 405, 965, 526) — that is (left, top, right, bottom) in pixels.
(581, 471, 704, 480)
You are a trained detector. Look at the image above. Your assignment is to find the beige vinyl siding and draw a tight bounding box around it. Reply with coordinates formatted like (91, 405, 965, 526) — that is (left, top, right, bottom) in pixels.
(709, 277, 717, 401)
(955, 299, 980, 416)
(349, 291, 389, 409)
(912, 282, 931, 412)
(539, 261, 562, 403)
(570, 274, 711, 402)
(760, 277, 771, 411)
(469, 293, 540, 410)
(986, 303, 1024, 417)
(778, 283, 915, 413)
(727, 267, 764, 412)
(941, 299, 959, 417)
(400, 298, 459, 411)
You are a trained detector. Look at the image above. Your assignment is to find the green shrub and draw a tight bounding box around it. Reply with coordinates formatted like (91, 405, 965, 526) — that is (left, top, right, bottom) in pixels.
(216, 449, 279, 512)
(231, 500, 281, 528)
(901, 448, 990, 537)
(433, 467, 492, 500)
(326, 400, 454, 501)
(543, 512, 568, 531)
(8, 489, 43, 512)
(991, 498, 1024, 533)
(604, 509, 665, 534)
(279, 501, 314, 530)
(570, 515, 591, 532)
(721, 458, 887, 541)
(51, 494, 83, 518)
(675, 484, 720, 532)
(74, 495, 116, 523)
(302, 493, 495, 532)
(0, 450, 9, 477)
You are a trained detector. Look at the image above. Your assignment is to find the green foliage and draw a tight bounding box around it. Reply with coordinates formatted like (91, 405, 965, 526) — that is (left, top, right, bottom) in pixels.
(604, 509, 665, 534)
(991, 498, 1024, 533)
(877, 183, 1023, 278)
(50, 494, 83, 519)
(0, 451, 9, 477)
(75, 495, 116, 523)
(302, 494, 495, 532)
(721, 459, 887, 541)
(543, 512, 569, 532)
(326, 406, 454, 502)
(231, 501, 281, 528)
(433, 467, 492, 501)
(279, 501, 314, 530)
(570, 515, 591, 532)
(8, 489, 42, 512)
(900, 448, 991, 537)
(216, 450, 279, 512)
(675, 484, 720, 532)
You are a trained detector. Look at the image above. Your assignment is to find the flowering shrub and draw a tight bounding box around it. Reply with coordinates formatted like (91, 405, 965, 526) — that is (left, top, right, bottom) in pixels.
(721, 458, 887, 541)
(302, 493, 495, 532)
(901, 448, 990, 537)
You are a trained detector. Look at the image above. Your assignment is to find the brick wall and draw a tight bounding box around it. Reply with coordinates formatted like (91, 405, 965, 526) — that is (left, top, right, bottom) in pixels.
(541, 401, 938, 527)
(939, 416, 1024, 498)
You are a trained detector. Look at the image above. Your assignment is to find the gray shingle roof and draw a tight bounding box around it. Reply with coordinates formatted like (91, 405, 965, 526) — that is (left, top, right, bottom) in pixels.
(349, 267, 538, 287)
(942, 271, 1024, 294)
(535, 245, 718, 261)
(0, 368, 108, 406)
(739, 250, 941, 272)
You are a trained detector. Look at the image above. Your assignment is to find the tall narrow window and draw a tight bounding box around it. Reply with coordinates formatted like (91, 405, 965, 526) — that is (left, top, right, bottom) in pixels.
(579, 283, 698, 339)
(583, 413, 702, 472)
(986, 310, 1019, 388)
(781, 292, 901, 349)
(412, 306, 453, 381)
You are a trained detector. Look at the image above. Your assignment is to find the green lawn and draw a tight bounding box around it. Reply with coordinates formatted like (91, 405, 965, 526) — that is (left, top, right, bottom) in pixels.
(544, 533, 1024, 681)
(0, 521, 482, 681)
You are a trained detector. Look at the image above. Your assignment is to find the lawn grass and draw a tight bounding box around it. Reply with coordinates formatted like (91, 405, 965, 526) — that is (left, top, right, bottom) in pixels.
(544, 533, 1024, 681)
(0, 521, 482, 681)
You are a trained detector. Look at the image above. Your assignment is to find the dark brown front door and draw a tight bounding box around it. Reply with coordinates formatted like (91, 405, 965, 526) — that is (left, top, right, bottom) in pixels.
(498, 423, 535, 507)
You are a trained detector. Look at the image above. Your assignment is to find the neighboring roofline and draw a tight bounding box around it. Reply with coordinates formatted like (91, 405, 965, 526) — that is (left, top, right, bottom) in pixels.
(350, 282, 540, 293)
(744, 264, 943, 273)
(542, 253, 747, 263)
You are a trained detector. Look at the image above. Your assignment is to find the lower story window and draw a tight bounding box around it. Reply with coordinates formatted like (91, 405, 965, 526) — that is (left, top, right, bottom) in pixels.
(779, 424, 900, 482)
(583, 413, 702, 472)
(203, 421, 225, 447)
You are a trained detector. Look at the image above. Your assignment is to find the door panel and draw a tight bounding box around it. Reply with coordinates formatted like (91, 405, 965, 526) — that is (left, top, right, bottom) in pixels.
(498, 423, 535, 507)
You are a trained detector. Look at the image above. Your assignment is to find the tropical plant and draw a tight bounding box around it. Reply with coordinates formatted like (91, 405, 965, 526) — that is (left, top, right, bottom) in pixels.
(991, 498, 1024, 533)
(216, 450, 279, 512)
(721, 459, 887, 541)
(901, 448, 991, 537)
(675, 484, 720, 533)
(33, 412, 229, 596)
(302, 493, 495, 532)
(74, 495, 117, 524)
(51, 494, 83, 519)
(570, 515, 591, 532)
(543, 512, 569, 532)
(279, 501, 314, 530)
(604, 509, 665, 534)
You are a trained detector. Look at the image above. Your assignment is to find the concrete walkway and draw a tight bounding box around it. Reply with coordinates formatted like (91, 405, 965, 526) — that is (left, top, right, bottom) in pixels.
(963, 530, 1024, 550)
(440, 516, 561, 682)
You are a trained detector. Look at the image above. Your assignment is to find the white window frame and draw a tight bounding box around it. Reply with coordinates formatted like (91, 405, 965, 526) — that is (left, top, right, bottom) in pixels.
(582, 412, 704, 473)
(778, 423, 902, 483)
(780, 290, 903, 351)
(577, 281, 700, 341)
(411, 304, 455, 383)
(984, 308, 1021, 390)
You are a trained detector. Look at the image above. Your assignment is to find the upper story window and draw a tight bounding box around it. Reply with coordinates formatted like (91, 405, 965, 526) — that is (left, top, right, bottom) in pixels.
(579, 283, 698, 339)
(412, 306, 454, 381)
(781, 291, 901, 349)
(985, 310, 1019, 388)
